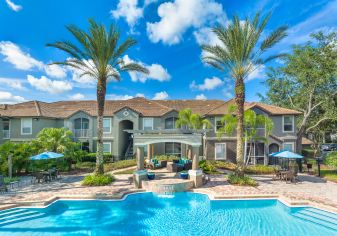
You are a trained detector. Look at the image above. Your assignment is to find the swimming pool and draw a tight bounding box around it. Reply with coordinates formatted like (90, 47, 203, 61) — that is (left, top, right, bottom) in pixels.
(0, 192, 336, 236)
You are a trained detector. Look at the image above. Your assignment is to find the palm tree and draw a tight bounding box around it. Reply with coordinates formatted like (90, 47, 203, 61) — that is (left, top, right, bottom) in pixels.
(217, 106, 274, 166)
(48, 19, 148, 175)
(202, 12, 287, 173)
(175, 108, 211, 130)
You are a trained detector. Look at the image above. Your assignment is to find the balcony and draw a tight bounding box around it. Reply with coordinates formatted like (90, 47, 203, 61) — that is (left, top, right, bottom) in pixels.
(73, 129, 90, 138)
(3, 130, 10, 139)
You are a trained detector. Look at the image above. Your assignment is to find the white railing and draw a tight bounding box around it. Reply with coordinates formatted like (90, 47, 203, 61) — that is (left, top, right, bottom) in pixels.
(73, 129, 90, 138)
(3, 130, 10, 139)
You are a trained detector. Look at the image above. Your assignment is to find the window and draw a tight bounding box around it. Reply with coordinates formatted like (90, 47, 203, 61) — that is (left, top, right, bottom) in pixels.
(21, 118, 32, 135)
(165, 142, 181, 157)
(2, 119, 10, 139)
(215, 117, 225, 133)
(283, 115, 294, 132)
(143, 118, 153, 130)
(165, 117, 177, 129)
(103, 118, 111, 133)
(215, 143, 226, 160)
(283, 142, 294, 152)
(103, 142, 111, 153)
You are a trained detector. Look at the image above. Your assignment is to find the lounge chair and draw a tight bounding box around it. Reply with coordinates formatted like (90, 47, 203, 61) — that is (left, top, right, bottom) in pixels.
(149, 159, 163, 169)
(0, 175, 7, 193)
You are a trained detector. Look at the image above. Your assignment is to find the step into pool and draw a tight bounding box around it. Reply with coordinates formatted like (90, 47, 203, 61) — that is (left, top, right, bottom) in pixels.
(0, 192, 336, 236)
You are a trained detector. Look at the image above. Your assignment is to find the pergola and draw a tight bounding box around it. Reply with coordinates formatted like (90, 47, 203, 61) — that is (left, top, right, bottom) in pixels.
(125, 129, 205, 188)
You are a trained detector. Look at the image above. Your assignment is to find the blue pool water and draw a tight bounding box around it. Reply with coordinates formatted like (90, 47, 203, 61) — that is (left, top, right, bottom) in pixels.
(0, 192, 337, 236)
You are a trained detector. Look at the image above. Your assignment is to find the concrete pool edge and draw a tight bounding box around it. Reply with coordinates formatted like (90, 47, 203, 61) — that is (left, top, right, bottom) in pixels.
(1, 190, 337, 216)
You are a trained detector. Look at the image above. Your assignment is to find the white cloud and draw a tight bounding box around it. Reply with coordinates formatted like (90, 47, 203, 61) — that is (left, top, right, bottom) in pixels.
(0, 91, 25, 104)
(69, 93, 85, 100)
(135, 93, 145, 97)
(153, 91, 169, 100)
(44, 64, 67, 79)
(108, 94, 134, 100)
(246, 65, 265, 81)
(27, 75, 72, 94)
(190, 76, 223, 91)
(195, 94, 207, 100)
(0, 78, 27, 90)
(123, 55, 171, 83)
(194, 27, 221, 46)
(146, 0, 226, 45)
(5, 0, 22, 12)
(0, 41, 43, 70)
(111, 0, 143, 28)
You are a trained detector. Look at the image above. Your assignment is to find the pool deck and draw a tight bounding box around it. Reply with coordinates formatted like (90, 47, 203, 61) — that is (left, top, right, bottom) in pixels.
(1, 168, 337, 214)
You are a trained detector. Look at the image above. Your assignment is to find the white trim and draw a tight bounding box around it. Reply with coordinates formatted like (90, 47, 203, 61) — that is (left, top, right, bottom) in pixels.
(142, 117, 154, 130)
(103, 142, 112, 154)
(282, 115, 294, 133)
(283, 142, 294, 152)
(215, 143, 227, 160)
(21, 118, 32, 135)
(215, 117, 225, 133)
(2, 119, 10, 139)
(103, 118, 112, 133)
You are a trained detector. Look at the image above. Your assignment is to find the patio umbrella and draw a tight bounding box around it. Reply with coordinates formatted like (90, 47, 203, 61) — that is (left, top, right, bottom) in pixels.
(30, 151, 64, 160)
(270, 150, 303, 170)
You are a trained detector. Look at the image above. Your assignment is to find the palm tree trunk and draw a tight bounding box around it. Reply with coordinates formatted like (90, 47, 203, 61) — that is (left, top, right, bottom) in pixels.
(235, 77, 245, 176)
(95, 78, 106, 175)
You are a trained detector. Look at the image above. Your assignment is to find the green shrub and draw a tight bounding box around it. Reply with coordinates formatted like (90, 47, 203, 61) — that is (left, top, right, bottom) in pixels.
(199, 160, 216, 173)
(81, 153, 113, 163)
(245, 165, 275, 175)
(325, 151, 337, 168)
(302, 148, 316, 158)
(82, 174, 115, 186)
(227, 173, 258, 186)
(209, 160, 237, 171)
(104, 159, 137, 171)
(156, 155, 178, 162)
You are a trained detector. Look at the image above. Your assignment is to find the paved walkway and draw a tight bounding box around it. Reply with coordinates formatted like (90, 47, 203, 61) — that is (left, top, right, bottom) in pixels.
(1, 170, 337, 212)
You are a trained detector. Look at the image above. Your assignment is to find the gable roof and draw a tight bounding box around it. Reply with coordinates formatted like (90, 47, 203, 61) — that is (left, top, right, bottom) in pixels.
(0, 97, 301, 118)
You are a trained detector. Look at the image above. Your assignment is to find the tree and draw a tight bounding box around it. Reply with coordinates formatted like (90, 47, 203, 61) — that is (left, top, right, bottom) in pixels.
(48, 19, 148, 174)
(175, 108, 211, 130)
(217, 106, 274, 167)
(260, 32, 337, 152)
(175, 108, 212, 165)
(33, 128, 85, 170)
(202, 12, 287, 172)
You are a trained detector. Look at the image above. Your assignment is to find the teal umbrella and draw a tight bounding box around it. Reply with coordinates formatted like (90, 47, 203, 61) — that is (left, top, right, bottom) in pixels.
(271, 151, 303, 159)
(30, 151, 64, 160)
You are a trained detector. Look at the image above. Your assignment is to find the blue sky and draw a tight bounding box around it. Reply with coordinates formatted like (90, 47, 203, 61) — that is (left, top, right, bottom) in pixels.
(0, 0, 336, 104)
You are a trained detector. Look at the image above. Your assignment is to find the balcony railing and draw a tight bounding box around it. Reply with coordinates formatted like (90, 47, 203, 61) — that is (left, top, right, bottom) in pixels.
(73, 129, 90, 138)
(2, 130, 10, 139)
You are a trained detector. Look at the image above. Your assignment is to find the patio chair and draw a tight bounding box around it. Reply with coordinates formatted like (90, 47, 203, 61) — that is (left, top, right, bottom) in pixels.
(148, 159, 162, 169)
(33, 172, 45, 183)
(283, 171, 296, 183)
(0, 175, 7, 193)
(272, 169, 281, 180)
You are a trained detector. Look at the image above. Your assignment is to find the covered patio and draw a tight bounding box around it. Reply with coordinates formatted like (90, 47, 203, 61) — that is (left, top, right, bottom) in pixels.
(125, 129, 205, 189)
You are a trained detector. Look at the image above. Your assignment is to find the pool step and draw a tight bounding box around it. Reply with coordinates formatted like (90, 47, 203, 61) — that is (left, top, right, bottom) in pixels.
(0, 208, 28, 218)
(0, 210, 41, 222)
(293, 208, 337, 231)
(0, 211, 45, 226)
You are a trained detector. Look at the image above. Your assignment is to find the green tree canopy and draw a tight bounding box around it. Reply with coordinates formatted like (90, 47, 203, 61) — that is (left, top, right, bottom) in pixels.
(260, 32, 337, 151)
(175, 108, 211, 130)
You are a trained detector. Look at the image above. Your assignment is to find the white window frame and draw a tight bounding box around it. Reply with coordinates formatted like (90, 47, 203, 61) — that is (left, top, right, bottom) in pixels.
(282, 115, 294, 133)
(2, 119, 10, 139)
(103, 142, 112, 154)
(215, 117, 225, 133)
(215, 143, 227, 160)
(143, 118, 154, 130)
(283, 142, 294, 152)
(21, 118, 32, 135)
(103, 118, 112, 133)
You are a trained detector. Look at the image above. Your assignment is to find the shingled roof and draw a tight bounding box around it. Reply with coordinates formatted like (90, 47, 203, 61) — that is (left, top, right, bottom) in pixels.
(0, 97, 301, 118)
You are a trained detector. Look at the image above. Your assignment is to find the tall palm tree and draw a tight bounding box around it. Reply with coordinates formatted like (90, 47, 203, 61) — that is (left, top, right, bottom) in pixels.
(202, 12, 287, 173)
(175, 108, 211, 130)
(48, 19, 148, 175)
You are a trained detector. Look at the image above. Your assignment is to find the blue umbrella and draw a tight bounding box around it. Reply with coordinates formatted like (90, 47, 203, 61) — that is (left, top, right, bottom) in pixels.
(30, 151, 64, 161)
(270, 150, 303, 159)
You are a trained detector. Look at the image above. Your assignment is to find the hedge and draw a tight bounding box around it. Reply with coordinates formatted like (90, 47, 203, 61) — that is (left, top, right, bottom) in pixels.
(81, 153, 113, 163)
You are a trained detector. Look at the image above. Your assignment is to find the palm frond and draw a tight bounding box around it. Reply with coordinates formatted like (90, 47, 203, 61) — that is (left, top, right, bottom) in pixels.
(260, 26, 288, 52)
